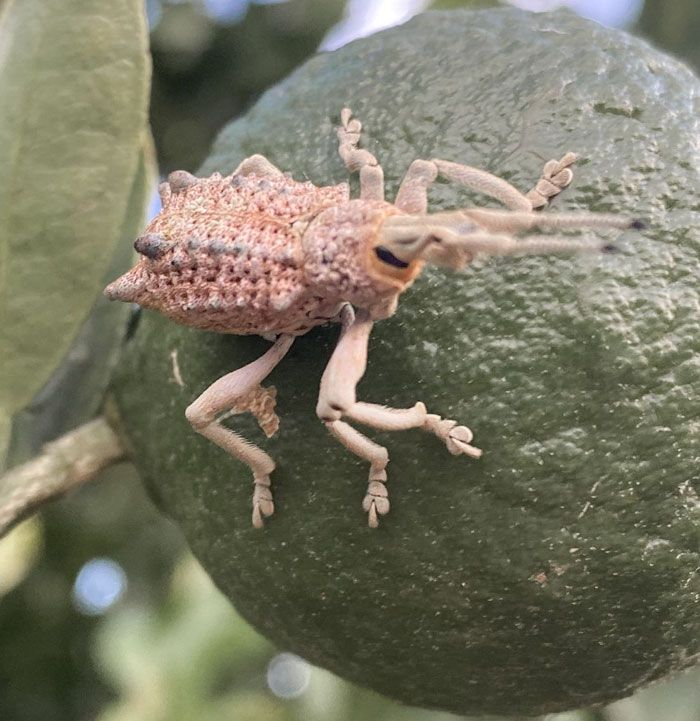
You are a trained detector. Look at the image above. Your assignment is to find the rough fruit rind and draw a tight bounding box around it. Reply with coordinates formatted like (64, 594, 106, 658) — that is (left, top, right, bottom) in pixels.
(115, 8, 700, 716)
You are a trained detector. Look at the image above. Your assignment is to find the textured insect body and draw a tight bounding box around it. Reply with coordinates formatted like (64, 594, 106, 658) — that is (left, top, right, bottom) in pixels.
(106, 172, 354, 336)
(302, 199, 417, 317)
(106, 109, 639, 528)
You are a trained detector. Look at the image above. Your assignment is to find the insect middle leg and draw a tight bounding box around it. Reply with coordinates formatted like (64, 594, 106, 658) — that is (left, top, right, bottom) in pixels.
(317, 307, 481, 527)
(394, 153, 576, 214)
(337, 108, 385, 201)
(185, 334, 294, 528)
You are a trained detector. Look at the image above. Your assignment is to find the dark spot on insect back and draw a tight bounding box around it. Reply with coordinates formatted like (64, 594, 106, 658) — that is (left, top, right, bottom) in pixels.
(206, 239, 228, 255)
(134, 233, 172, 259)
(168, 170, 198, 193)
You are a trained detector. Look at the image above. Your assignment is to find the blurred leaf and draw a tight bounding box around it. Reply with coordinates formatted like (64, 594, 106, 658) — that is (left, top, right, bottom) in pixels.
(149, 0, 347, 172)
(0, 463, 184, 721)
(0, 418, 9, 477)
(604, 670, 700, 721)
(0, 517, 42, 596)
(205, 693, 289, 721)
(0, 0, 150, 453)
(95, 555, 275, 721)
(5, 135, 156, 467)
(637, 0, 700, 73)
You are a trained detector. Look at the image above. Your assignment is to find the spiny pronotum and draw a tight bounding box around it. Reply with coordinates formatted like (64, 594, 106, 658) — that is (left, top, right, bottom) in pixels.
(106, 108, 641, 528)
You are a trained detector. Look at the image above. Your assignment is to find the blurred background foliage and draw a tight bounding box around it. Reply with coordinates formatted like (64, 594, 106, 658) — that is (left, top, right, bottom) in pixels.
(148, 0, 347, 173)
(2, 1, 700, 720)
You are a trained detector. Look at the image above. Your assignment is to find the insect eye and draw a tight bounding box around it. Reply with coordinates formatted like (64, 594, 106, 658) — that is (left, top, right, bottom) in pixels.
(374, 246, 409, 269)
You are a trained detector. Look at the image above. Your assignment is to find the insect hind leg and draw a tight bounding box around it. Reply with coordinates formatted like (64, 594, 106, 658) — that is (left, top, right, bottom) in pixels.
(185, 334, 294, 528)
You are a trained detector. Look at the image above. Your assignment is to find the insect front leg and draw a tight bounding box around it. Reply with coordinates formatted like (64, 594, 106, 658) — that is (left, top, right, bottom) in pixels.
(317, 307, 481, 527)
(185, 334, 294, 528)
(525, 153, 577, 209)
(394, 153, 576, 213)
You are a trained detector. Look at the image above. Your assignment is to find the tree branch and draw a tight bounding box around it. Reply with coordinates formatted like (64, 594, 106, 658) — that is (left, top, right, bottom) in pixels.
(0, 417, 126, 537)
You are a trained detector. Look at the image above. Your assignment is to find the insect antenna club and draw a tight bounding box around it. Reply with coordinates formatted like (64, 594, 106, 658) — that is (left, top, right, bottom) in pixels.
(106, 108, 641, 528)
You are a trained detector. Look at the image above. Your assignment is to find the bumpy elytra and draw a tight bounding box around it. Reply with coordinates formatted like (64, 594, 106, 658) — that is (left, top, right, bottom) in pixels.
(106, 108, 638, 528)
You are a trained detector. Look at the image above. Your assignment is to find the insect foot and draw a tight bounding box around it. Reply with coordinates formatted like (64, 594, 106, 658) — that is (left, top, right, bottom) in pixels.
(363, 465, 390, 529)
(525, 152, 576, 209)
(424, 415, 483, 458)
(252, 473, 274, 529)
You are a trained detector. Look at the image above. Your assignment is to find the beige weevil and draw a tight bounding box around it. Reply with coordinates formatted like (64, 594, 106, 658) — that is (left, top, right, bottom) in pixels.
(105, 108, 639, 528)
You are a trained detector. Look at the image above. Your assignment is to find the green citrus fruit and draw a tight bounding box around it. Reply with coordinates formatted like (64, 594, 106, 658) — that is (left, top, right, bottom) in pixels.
(114, 8, 700, 716)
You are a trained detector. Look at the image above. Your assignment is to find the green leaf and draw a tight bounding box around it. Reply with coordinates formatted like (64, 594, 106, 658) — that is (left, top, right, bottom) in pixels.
(0, 0, 150, 427)
(4, 134, 156, 468)
(605, 670, 700, 721)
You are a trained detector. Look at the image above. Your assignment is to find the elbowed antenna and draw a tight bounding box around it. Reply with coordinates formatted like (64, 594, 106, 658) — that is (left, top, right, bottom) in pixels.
(377, 210, 643, 269)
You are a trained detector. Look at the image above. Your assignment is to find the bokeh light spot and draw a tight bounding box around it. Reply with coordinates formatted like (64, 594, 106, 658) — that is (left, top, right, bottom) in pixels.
(266, 652, 312, 699)
(72, 558, 127, 616)
(505, 0, 643, 28)
(203, 0, 248, 24)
